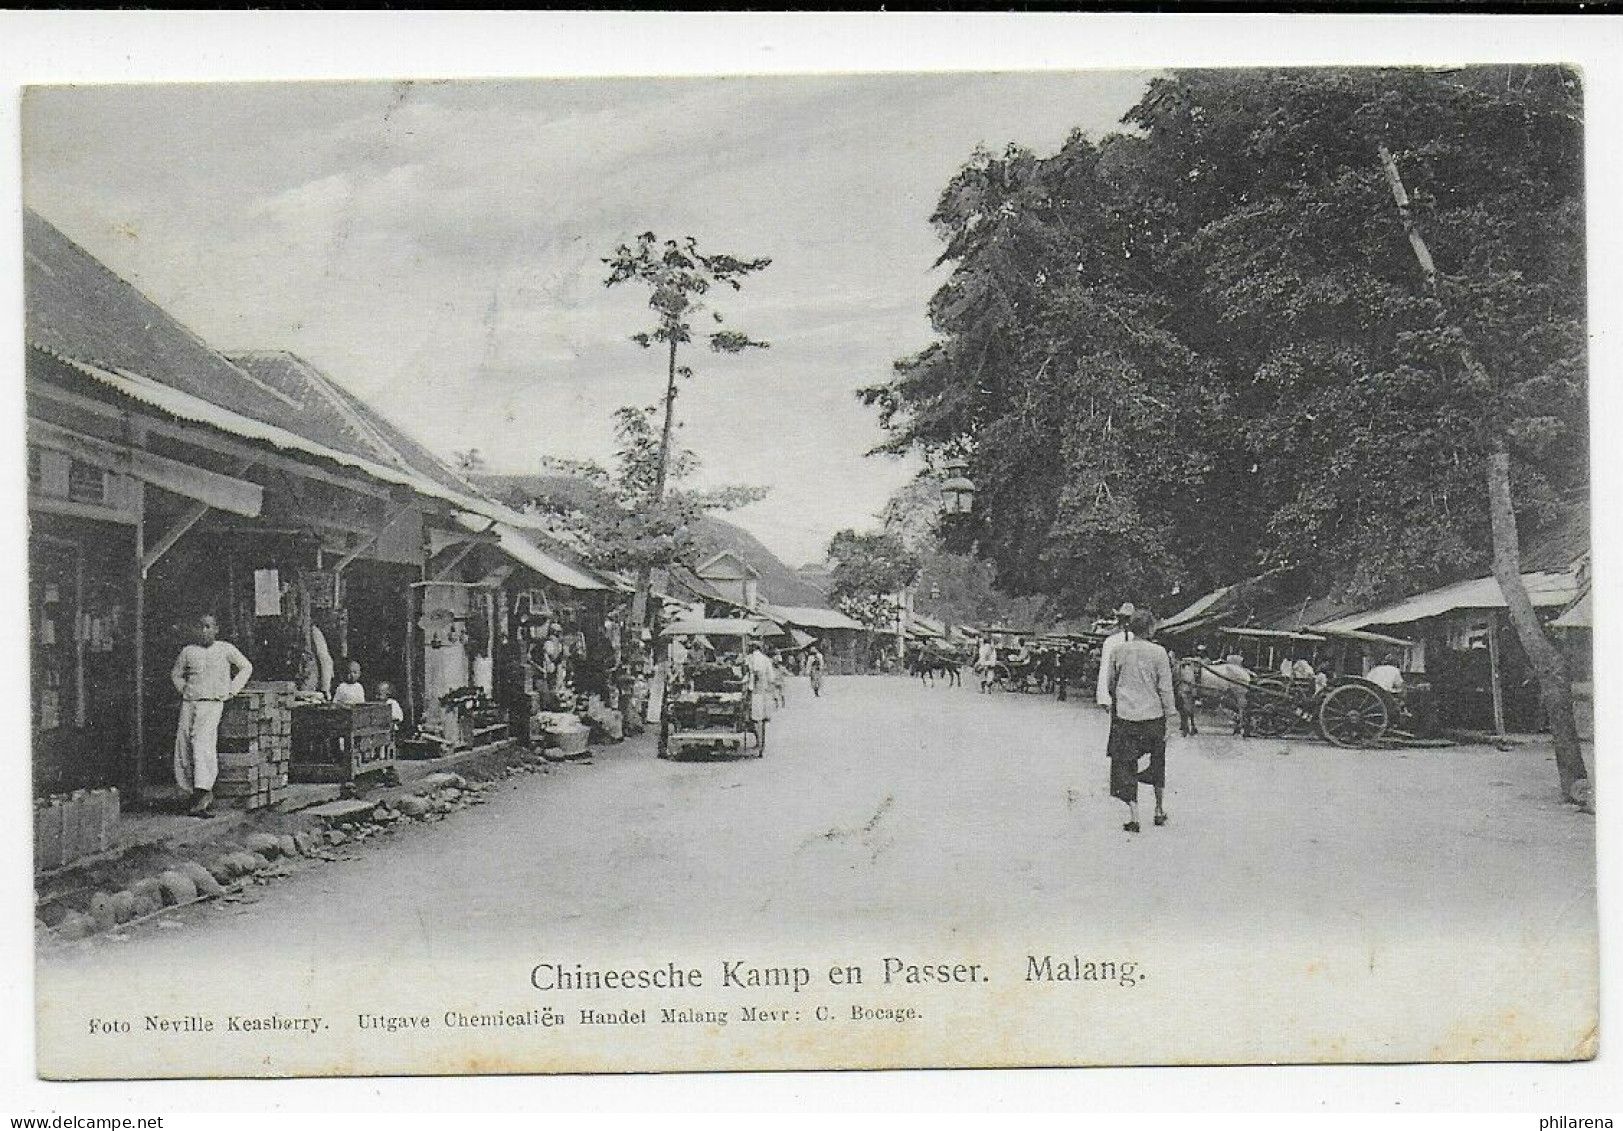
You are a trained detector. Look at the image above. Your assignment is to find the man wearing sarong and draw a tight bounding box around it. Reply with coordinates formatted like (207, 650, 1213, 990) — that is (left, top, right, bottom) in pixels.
(170, 613, 252, 816)
(1106, 609, 1176, 834)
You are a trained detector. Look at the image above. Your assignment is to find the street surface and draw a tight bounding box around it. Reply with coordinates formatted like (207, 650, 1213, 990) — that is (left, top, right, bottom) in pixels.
(38, 673, 1599, 1071)
(46, 674, 1595, 967)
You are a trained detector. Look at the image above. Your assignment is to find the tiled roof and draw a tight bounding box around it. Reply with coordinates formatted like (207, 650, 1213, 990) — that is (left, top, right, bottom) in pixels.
(25, 209, 532, 529)
(231, 350, 480, 499)
(24, 210, 295, 426)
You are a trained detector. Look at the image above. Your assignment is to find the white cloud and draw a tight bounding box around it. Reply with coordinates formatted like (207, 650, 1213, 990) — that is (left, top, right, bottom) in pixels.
(23, 71, 1149, 564)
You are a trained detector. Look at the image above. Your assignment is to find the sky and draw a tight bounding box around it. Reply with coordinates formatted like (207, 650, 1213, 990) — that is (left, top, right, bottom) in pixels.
(22, 71, 1151, 566)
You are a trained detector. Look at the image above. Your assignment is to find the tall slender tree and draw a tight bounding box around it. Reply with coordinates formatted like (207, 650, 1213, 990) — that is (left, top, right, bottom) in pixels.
(603, 233, 771, 630)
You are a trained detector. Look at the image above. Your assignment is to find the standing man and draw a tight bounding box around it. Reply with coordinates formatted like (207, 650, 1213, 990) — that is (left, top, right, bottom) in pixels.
(667, 634, 690, 686)
(1096, 602, 1137, 709)
(170, 613, 252, 817)
(1174, 647, 1202, 736)
(1106, 608, 1176, 833)
(744, 640, 776, 754)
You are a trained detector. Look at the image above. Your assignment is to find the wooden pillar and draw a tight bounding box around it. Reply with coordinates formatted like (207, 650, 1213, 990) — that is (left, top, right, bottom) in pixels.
(1487, 617, 1507, 735)
(403, 580, 418, 730)
(129, 465, 147, 807)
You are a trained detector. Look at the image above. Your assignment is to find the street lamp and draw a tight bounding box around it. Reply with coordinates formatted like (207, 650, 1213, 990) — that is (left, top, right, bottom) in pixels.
(939, 459, 976, 518)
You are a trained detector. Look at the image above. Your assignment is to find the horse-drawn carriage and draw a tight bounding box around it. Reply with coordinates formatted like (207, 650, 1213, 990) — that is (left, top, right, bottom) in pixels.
(1189, 626, 1433, 748)
(980, 630, 1102, 695)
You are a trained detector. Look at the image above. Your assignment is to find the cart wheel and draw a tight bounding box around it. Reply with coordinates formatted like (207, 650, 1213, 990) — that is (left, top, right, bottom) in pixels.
(1247, 700, 1292, 738)
(1318, 683, 1389, 748)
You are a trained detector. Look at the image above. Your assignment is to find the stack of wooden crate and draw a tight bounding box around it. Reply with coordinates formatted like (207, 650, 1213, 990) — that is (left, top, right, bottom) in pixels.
(215, 681, 297, 809)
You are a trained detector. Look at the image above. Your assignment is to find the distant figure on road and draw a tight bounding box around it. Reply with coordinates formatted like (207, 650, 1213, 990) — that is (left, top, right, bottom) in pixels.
(745, 641, 776, 753)
(1096, 602, 1137, 709)
(1174, 649, 1201, 736)
(806, 644, 826, 698)
(975, 639, 997, 693)
(1106, 608, 1175, 834)
(170, 613, 252, 817)
(769, 647, 788, 709)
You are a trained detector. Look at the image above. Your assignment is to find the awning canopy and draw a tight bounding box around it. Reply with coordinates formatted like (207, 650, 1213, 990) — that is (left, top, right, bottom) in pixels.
(760, 604, 868, 631)
(29, 416, 262, 516)
(454, 514, 610, 591)
(1220, 626, 1327, 642)
(1314, 626, 1417, 649)
(1551, 590, 1592, 630)
(1157, 584, 1235, 634)
(663, 616, 780, 638)
(54, 354, 549, 532)
(1314, 571, 1581, 632)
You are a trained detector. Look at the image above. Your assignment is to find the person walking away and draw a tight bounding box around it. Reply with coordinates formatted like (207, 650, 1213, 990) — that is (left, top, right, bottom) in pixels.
(331, 659, 366, 705)
(1106, 609, 1176, 833)
(1096, 602, 1137, 709)
(806, 644, 826, 698)
(170, 613, 252, 816)
(1174, 650, 1200, 736)
(744, 640, 776, 753)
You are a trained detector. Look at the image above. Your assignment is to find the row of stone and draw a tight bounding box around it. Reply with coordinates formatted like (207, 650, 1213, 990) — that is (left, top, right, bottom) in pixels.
(51, 772, 498, 942)
(52, 829, 328, 940)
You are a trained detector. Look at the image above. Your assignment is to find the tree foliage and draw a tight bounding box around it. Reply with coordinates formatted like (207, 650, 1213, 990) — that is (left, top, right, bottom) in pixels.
(860, 66, 1587, 617)
(826, 530, 922, 630)
(497, 405, 766, 579)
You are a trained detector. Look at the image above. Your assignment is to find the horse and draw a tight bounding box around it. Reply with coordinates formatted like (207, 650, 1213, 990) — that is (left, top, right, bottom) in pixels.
(1191, 656, 1253, 735)
(908, 646, 963, 687)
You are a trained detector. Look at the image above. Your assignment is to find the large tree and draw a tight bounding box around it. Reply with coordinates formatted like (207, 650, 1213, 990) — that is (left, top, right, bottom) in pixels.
(862, 66, 1589, 799)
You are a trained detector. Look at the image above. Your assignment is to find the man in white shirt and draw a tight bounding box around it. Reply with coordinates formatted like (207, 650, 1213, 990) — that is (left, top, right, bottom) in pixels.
(1096, 602, 1137, 709)
(744, 641, 776, 753)
(975, 639, 997, 693)
(170, 613, 252, 816)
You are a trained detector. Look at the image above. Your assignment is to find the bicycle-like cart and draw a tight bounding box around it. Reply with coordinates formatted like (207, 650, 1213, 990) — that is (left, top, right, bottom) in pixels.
(658, 617, 777, 761)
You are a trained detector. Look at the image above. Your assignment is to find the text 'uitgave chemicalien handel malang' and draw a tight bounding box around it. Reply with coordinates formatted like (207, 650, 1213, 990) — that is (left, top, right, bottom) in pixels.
(85, 954, 1146, 1039)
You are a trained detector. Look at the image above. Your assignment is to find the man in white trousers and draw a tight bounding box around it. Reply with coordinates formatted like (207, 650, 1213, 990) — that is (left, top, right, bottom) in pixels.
(170, 613, 253, 816)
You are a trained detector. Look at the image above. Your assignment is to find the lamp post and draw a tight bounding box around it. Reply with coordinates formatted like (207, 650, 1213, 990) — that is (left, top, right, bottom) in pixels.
(939, 459, 977, 519)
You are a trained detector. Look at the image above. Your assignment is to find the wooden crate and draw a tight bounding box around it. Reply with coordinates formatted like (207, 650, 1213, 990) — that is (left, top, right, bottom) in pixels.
(34, 788, 119, 873)
(291, 703, 397, 784)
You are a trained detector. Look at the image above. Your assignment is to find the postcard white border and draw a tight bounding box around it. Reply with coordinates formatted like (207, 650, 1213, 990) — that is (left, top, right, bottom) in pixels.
(0, 9, 1619, 1115)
